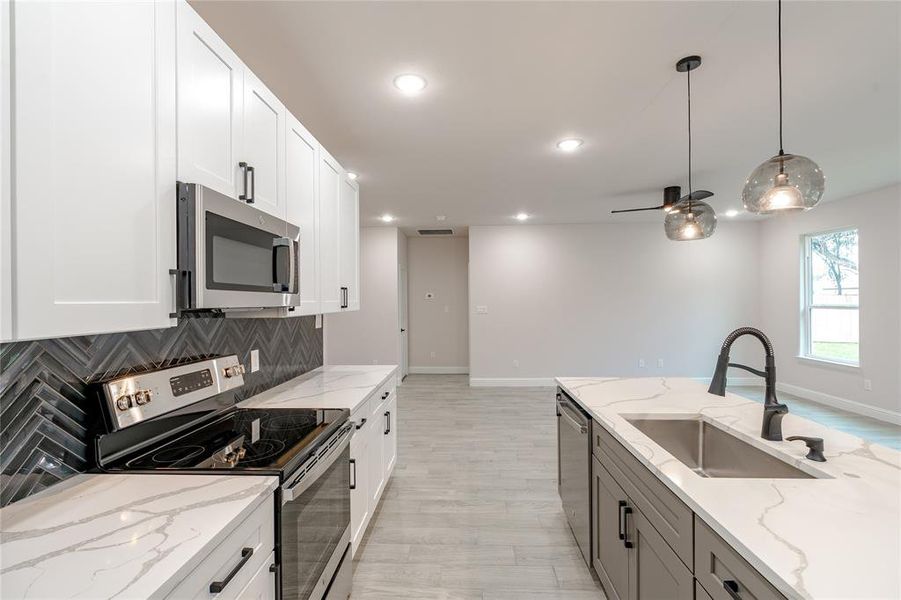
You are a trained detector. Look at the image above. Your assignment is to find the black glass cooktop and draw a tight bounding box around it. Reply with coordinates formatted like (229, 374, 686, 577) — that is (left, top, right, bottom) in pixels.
(104, 407, 349, 478)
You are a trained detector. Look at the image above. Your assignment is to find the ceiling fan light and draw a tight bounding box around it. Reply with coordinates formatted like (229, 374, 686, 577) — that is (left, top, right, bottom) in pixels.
(664, 200, 717, 241)
(742, 153, 824, 214)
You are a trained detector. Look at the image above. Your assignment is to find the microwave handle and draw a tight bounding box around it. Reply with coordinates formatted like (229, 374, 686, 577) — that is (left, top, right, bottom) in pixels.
(272, 237, 292, 293)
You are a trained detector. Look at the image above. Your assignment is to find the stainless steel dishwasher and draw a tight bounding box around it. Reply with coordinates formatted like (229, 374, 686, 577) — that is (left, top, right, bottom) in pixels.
(556, 389, 592, 567)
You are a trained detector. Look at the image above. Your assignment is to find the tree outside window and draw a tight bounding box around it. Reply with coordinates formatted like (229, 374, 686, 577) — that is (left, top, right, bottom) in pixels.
(804, 229, 859, 364)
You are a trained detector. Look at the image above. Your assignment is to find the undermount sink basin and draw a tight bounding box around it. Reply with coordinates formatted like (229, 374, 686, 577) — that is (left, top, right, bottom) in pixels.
(625, 417, 814, 479)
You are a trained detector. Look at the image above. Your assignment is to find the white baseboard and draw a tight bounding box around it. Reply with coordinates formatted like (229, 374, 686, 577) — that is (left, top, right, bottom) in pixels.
(775, 382, 901, 426)
(408, 366, 469, 375)
(469, 377, 556, 387)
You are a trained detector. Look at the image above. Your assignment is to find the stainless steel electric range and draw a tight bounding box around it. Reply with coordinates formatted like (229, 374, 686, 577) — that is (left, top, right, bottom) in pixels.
(93, 355, 353, 600)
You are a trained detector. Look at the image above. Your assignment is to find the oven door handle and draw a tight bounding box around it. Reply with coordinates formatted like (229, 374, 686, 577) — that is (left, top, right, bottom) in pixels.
(282, 426, 353, 504)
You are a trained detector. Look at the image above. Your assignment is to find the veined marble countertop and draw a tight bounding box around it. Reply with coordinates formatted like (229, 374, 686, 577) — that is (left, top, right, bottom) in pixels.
(238, 364, 397, 412)
(0, 473, 277, 600)
(556, 376, 901, 600)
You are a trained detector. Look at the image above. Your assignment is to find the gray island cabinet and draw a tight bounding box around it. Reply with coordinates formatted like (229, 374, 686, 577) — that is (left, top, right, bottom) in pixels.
(591, 422, 786, 600)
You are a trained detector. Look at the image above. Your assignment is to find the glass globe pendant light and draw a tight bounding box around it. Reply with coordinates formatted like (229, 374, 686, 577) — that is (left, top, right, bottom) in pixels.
(743, 0, 824, 214)
(665, 56, 717, 241)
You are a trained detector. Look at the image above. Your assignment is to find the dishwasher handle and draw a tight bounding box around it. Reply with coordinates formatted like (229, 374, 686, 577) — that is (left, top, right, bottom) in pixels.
(557, 398, 588, 435)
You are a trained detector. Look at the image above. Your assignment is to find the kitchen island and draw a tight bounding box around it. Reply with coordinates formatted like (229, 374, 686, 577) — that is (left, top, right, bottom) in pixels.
(557, 376, 900, 600)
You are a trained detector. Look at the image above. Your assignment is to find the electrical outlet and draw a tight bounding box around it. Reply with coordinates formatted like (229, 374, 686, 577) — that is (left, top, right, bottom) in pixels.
(250, 349, 260, 372)
(864, 379, 872, 391)
(657, 358, 664, 368)
(430, 351, 436, 359)
(513, 359, 520, 368)
(638, 358, 646, 368)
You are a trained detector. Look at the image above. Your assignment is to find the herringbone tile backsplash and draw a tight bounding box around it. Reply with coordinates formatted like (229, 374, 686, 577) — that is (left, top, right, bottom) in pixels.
(0, 315, 322, 507)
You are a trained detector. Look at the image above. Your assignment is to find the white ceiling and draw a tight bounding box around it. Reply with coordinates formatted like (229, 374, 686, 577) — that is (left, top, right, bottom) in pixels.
(192, 1, 900, 231)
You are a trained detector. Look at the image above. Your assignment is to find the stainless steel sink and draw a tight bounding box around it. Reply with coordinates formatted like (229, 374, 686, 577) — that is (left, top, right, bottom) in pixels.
(625, 417, 814, 479)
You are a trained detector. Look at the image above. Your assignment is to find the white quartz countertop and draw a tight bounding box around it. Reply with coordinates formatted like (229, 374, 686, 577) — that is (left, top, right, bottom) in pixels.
(555, 376, 901, 600)
(238, 365, 397, 412)
(0, 473, 277, 600)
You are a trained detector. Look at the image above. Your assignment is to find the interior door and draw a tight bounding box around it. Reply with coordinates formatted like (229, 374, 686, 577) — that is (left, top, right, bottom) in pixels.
(399, 266, 409, 379)
(242, 71, 286, 219)
(11, 0, 177, 340)
(593, 456, 629, 600)
(286, 114, 320, 315)
(318, 149, 341, 313)
(338, 173, 360, 310)
(176, 0, 243, 200)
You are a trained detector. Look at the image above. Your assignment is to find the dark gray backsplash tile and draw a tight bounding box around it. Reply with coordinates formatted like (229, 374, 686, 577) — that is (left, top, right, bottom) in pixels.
(0, 315, 322, 507)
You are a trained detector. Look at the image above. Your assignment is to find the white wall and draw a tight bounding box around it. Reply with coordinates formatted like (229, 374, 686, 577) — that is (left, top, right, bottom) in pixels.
(325, 227, 400, 365)
(758, 185, 900, 419)
(468, 222, 762, 385)
(407, 236, 469, 373)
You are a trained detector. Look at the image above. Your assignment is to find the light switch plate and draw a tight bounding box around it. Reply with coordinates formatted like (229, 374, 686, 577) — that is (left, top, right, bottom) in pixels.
(250, 349, 260, 372)
(315, 314, 322, 329)
(475, 305, 488, 314)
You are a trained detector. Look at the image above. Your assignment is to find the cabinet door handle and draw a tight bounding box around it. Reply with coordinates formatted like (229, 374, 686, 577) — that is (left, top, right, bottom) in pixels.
(384, 411, 391, 435)
(617, 500, 627, 540)
(349, 458, 357, 490)
(247, 164, 255, 203)
(340, 286, 348, 309)
(209, 547, 254, 593)
(622, 506, 633, 549)
(239, 162, 250, 201)
(168, 269, 179, 318)
(723, 580, 742, 600)
(355, 417, 367, 430)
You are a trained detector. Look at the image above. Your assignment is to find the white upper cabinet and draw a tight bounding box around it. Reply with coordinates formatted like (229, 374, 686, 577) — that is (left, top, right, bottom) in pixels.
(176, 1, 243, 200)
(286, 115, 320, 315)
(242, 71, 286, 219)
(319, 149, 342, 314)
(6, 0, 178, 341)
(339, 173, 361, 311)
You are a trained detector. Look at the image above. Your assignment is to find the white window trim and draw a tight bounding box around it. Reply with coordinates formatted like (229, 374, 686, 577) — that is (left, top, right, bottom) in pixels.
(800, 228, 860, 367)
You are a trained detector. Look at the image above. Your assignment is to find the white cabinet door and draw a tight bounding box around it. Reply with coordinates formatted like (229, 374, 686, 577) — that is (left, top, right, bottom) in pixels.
(286, 114, 320, 316)
(9, 0, 177, 341)
(319, 149, 342, 313)
(176, 0, 244, 200)
(383, 392, 398, 476)
(349, 419, 370, 556)
(233, 551, 276, 600)
(338, 174, 360, 311)
(368, 394, 387, 506)
(242, 70, 286, 219)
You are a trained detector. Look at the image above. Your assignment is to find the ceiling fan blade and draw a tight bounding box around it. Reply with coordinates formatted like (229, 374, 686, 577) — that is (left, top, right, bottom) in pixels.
(610, 205, 665, 214)
(680, 190, 714, 202)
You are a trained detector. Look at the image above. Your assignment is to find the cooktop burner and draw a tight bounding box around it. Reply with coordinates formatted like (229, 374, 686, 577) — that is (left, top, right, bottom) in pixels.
(114, 407, 348, 476)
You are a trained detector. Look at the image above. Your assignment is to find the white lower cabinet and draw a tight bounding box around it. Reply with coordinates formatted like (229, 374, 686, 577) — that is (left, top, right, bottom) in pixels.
(165, 497, 275, 599)
(350, 377, 398, 557)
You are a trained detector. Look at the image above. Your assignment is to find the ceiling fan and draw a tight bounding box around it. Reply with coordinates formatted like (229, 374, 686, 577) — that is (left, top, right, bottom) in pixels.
(610, 186, 713, 214)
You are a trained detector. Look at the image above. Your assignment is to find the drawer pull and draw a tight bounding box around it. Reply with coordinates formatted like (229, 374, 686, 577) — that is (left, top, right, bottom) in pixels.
(209, 547, 254, 594)
(723, 579, 742, 600)
(355, 417, 367, 430)
(381, 391, 390, 400)
(349, 458, 357, 490)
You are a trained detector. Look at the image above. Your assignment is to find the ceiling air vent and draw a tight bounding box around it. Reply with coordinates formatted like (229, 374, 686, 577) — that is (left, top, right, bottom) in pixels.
(417, 229, 454, 236)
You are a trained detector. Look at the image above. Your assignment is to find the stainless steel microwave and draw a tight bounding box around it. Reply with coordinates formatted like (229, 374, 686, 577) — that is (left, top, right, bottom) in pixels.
(175, 183, 299, 312)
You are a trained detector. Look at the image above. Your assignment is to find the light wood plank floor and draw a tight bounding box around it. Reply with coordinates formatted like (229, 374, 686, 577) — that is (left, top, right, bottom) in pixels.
(352, 375, 605, 599)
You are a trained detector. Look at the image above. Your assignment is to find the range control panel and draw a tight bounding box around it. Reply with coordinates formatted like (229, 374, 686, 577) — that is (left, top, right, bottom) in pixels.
(101, 355, 245, 431)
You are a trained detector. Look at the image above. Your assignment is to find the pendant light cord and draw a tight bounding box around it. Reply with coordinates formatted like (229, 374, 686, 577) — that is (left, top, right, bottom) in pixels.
(777, 0, 784, 156)
(687, 64, 693, 210)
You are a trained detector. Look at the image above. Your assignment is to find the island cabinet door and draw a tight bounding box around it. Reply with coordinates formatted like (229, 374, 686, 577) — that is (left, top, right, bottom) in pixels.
(592, 456, 629, 600)
(626, 505, 693, 600)
(349, 418, 371, 555)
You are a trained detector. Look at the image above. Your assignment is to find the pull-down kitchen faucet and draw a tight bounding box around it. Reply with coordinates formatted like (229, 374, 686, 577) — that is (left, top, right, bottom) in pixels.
(708, 327, 788, 441)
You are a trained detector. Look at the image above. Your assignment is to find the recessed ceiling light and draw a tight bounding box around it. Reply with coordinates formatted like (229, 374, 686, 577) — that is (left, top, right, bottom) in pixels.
(725, 209, 739, 218)
(393, 74, 427, 95)
(347, 172, 358, 181)
(515, 213, 530, 221)
(380, 214, 395, 223)
(556, 138, 583, 152)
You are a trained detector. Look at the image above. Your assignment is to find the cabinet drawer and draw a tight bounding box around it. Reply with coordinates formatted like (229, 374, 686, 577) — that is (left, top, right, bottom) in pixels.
(695, 519, 786, 600)
(351, 398, 371, 431)
(166, 496, 275, 599)
(370, 377, 396, 419)
(235, 551, 277, 600)
(594, 423, 693, 569)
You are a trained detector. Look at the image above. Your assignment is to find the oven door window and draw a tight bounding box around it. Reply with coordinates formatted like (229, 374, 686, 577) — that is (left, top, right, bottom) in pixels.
(281, 445, 350, 600)
(205, 211, 283, 292)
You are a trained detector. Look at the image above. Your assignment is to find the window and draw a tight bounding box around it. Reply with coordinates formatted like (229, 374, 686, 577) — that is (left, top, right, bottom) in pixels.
(802, 228, 859, 365)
